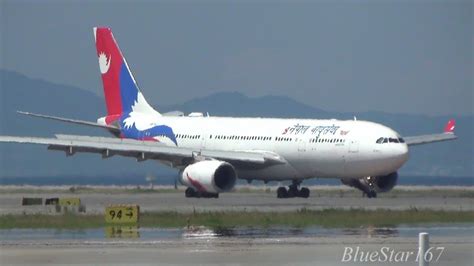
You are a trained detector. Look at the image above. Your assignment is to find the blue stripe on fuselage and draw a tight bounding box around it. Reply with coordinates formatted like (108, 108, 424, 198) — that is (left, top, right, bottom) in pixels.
(119, 115, 178, 145)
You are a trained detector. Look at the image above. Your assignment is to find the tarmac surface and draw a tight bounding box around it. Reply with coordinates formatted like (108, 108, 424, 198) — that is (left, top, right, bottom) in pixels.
(1, 233, 473, 265)
(0, 187, 473, 214)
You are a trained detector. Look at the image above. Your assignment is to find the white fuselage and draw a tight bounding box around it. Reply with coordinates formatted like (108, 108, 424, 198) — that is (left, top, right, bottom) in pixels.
(135, 114, 409, 182)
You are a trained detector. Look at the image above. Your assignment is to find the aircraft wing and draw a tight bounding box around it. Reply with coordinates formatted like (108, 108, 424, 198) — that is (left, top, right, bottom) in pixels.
(0, 134, 286, 167)
(404, 119, 457, 146)
(404, 133, 457, 146)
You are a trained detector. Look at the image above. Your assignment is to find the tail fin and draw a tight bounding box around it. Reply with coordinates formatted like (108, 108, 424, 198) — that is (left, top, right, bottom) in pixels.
(444, 119, 456, 134)
(93, 27, 160, 117)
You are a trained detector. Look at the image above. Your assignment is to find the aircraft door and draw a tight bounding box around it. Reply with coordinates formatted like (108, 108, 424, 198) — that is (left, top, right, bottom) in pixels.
(298, 138, 306, 152)
(348, 139, 359, 153)
(200, 134, 206, 149)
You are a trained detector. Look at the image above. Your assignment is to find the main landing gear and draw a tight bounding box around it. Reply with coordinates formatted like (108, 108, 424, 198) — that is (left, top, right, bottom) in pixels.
(364, 191, 377, 198)
(277, 180, 310, 198)
(185, 187, 219, 198)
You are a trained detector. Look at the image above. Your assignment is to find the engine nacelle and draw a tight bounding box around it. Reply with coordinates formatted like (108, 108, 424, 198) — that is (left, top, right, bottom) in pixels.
(179, 160, 237, 193)
(341, 172, 398, 193)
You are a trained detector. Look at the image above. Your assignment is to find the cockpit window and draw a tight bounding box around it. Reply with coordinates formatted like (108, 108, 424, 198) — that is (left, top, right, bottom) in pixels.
(398, 138, 405, 143)
(383, 138, 388, 143)
(389, 138, 399, 143)
(376, 137, 384, 144)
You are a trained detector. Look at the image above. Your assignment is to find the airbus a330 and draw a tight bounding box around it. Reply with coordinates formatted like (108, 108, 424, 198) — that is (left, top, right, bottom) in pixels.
(0, 28, 457, 199)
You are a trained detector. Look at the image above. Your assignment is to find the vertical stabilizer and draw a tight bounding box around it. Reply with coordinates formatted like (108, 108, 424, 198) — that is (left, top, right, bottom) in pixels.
(93, 27, 160, 117)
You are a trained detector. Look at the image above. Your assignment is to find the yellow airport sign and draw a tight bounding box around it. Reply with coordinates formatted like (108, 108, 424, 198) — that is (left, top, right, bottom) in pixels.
(58, 198, 81, 206)
(105, 205, 139, 224)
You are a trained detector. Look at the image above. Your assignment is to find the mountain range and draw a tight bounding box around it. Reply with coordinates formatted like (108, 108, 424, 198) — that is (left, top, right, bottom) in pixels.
(0, 69, 472, 180)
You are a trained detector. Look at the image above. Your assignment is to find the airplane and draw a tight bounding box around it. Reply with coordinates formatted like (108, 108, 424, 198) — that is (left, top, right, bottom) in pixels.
(0, 27, 458, 199)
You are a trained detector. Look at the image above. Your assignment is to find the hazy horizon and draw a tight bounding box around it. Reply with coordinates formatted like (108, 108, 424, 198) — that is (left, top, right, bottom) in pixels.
(1, 68, 471, 118)
(1, 1, 472, 116)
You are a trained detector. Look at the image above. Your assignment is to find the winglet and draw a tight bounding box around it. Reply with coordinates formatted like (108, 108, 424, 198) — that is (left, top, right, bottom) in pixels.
(444, 119, 456, 134)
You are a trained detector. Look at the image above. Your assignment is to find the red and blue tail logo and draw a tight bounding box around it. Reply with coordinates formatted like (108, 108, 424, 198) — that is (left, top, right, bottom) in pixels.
(94, 27, 177, 145)
(94, 27, 158, 118)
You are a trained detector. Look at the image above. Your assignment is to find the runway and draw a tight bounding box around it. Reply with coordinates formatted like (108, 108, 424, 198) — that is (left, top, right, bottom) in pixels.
(1, 187, 473, 265)
(1, 187, 473, 215)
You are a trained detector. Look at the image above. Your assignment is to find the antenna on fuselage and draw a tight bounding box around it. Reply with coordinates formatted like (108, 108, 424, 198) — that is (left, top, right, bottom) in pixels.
(353, 116, 357, 121)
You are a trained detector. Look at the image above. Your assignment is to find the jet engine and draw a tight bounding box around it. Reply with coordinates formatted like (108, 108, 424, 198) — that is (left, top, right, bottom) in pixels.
(341, 172, 398, 196)
(179, 160, 237, 194)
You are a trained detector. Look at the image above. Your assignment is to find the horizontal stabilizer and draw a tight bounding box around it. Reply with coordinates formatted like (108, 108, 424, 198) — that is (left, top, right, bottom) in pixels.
(17, 111, 120, 133)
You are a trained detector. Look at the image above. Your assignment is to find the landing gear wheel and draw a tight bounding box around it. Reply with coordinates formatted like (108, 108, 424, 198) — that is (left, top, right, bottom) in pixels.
(277, 187, 288, 198)
(299, 187, 310, 198)
(288, 187, 298, 198)
(276, 181, 310, 199)
(185, 188, 219, 198)
(185, 187, 196, 198)
(287, 180, 301, 198)
(367, 191, 377, 198)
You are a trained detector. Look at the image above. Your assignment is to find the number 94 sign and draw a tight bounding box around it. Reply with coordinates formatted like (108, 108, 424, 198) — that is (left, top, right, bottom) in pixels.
(105, 205, 140, 224)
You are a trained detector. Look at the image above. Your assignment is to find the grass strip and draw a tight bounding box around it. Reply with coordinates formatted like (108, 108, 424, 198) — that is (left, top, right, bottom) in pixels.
(0, 209, 473, 229)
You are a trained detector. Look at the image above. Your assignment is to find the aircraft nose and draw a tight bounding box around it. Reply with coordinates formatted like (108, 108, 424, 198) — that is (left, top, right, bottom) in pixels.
(394, 143, 409, 166)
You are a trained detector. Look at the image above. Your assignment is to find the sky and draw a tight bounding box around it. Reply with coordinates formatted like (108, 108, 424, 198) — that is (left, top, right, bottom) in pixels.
(1, 0, 472, 116)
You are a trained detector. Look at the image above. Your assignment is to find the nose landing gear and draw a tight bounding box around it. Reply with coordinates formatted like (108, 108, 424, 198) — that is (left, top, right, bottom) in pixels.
(364, 191, 377, 198)
(277, 180, 310, 198)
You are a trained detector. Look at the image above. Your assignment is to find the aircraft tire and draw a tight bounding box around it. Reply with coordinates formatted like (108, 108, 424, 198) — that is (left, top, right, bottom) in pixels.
(367, 191, 377, 198)
(277, 187, 288, 198)
(185, 187, 196, 198)
(299, 187, 310, 198)
(287, 188, 297, 198)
